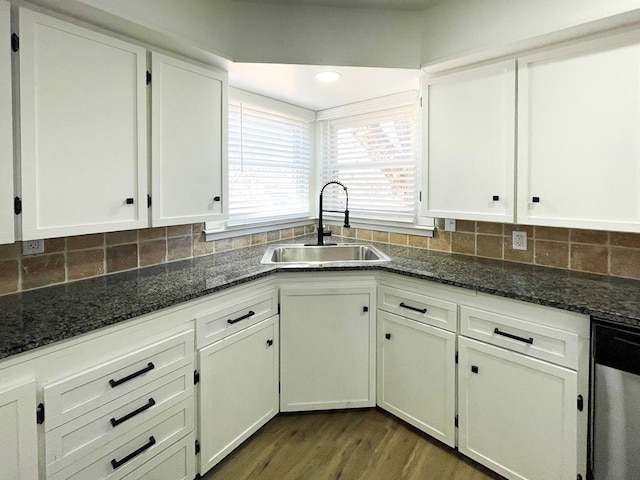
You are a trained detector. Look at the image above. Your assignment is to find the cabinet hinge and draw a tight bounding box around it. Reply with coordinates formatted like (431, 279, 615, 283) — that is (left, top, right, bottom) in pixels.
(147, 194, 152, 208)
(455, 351, 458, 364)
(278, 303, 281, 315)
(577, 394, 584, 412)
(420, 96, 423, 108)
(454, 415, 458, 428)
(36, 403, 45, 424)
(576, 475, 583, 480)
(195, 439, 200, 455)
(14, 197, 22, 215)
(419, 191, 422, 202)
(146, 71, 151, 85)
(11, 33, 18, 52)
(278, 381, 281, 394)
(194, 370, 200, 385)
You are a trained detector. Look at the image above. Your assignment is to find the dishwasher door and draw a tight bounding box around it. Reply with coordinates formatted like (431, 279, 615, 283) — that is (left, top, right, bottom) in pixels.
(593, 322, 640, 480)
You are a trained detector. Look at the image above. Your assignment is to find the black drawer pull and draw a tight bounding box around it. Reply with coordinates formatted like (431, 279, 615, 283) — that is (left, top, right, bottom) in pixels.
(399, 302, 427, 314)
(228, 310, 255, 324)
(385, 333, 391, 340)
(125, 198, 134, 205)
(109, 362, 155, 388)
(111, 436, 156, 469)
(110, 398, 156, 427)
(532, 196, 540, 203)
(492, 195, 500, 201)
(494, 328, 533, 345)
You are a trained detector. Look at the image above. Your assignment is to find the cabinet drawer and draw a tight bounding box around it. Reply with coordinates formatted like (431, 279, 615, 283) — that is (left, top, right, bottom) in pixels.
(460, 306, 578, 369)
(377, 285, 456, 332)
(48, 397, 194, 480)
(46, 366, 193, 476)
(44, 330, 194, 430)
(196, 289, 279, 347)
(122, 432, 196, 480)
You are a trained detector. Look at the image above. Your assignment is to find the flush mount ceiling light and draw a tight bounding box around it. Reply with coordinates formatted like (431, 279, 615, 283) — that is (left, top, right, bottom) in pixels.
(316, 71, 341, 82)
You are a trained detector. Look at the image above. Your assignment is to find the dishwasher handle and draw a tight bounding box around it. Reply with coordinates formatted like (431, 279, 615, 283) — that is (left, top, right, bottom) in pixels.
(595, 322, 640, 376)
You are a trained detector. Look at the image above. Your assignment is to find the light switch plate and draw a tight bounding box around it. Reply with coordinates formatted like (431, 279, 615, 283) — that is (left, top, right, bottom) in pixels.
(444, 218, 456, 232)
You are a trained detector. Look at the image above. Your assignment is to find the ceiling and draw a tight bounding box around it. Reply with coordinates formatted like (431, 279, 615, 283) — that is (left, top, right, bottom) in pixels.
(233, 0, 448, 11)
(229, 63, 423, 111)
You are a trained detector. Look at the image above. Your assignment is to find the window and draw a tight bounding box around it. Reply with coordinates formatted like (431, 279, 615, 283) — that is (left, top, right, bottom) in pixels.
(319, 92, 419, 225)
(222, 89, 313, 230)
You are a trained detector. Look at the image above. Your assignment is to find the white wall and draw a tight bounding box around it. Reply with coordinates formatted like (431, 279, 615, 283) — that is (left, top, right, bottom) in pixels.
(21, 0, 640, 69)
(419, 0, 640, 67)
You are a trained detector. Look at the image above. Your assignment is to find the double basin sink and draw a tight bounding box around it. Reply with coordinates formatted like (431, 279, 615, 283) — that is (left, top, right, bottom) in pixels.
(261, 243, 391, 265)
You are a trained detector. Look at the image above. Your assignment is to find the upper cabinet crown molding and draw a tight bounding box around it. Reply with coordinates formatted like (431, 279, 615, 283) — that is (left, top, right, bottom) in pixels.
(517, 30, 640, 232)
(0, 0, 15, 245)
(16, 8, 148, 240)
(150, 52, 228, 226)
(421, 60, 516, 223)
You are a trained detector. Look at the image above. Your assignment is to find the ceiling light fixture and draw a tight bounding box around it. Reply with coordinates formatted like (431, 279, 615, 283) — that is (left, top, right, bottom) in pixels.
(316, 71, 341, 82)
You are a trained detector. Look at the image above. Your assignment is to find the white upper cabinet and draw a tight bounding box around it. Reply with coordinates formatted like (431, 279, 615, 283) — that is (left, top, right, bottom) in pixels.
(422, 60, 516, 223)
(17, 8, 148, 240)
(151, 53, 227, 226)
(0, 0, 14, 245)
(517, 32, 640, 232)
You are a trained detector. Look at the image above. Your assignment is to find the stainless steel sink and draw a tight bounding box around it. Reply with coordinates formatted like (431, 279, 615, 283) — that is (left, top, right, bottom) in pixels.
(260, 243, 391, 265)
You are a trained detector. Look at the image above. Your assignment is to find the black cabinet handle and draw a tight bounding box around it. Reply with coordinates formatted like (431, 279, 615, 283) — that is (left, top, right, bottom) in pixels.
(126, 198, 134, 205)
(494, 328, 533, 345)
(399, 302, 427, 314)
(532, 196, 540, 203)
(492, 195, 500, 201)
(111, 436, 156, 469)
(110, 398, 156, 427)
(471, 365, 479, 374)
(213, 196, 221, 202)
(228, 310, 255, 324)
(363, 306, 369, 313)
(385, 333, 391, 340)
(266, 339, 274, 347)
(109, 362, 155, 388)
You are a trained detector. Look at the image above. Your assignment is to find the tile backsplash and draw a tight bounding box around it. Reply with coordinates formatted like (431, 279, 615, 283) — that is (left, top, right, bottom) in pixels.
(0, 223, 314, 295)
(2, 220, 640, 296)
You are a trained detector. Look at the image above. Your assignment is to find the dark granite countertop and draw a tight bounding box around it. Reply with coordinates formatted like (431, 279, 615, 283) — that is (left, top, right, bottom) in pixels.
(1, 235, 639, 361)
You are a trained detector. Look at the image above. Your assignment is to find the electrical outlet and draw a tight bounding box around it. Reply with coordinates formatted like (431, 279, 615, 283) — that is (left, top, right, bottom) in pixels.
(512, 231, 527, 251)
(22, 239, 45, 255)
(444, 218, 456, 232)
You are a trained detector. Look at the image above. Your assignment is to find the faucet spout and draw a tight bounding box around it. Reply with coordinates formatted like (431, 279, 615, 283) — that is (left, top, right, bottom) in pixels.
(315, 181, 350, 246)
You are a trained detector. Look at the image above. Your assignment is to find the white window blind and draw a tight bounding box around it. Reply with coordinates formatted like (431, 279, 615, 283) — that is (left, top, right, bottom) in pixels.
(320, 101, 418, 222)
(228, 102, 312, 223)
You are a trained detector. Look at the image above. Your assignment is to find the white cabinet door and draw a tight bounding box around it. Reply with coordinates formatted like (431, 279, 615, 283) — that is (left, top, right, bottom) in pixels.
(198, 316, 278, 474)
(377, 311, 456, 447)
(458, 336, 577, 480)
(280, 284, 376, 412)
(0, 0, 14, 245)
(517, 32, 640, 232)
(0, 380, 38, 480)
(151, 53, 227, 226)
(17, 8, 148, 240)
(422, 60, 515, 222)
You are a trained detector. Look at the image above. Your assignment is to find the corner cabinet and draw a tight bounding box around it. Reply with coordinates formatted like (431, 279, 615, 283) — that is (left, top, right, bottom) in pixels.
(517, 31, 640, 232)
(0, 0, 14, 245)
(0, 379, 38, 479)
(280, 278, 377, 412)
(16, 8, 148, 240)
(421, 60, 516, 223)
(151, 53, 227, 226)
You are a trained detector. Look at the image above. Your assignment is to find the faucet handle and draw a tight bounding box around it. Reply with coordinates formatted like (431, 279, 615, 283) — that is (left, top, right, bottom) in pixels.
(344, 210, 350, 229)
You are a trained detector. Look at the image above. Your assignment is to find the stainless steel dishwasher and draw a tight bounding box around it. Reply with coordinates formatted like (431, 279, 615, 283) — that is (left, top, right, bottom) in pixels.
(592, 320, 640, 480)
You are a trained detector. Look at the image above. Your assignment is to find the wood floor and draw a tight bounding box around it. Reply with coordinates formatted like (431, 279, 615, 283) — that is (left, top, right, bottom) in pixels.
(201, 408, 505, 480)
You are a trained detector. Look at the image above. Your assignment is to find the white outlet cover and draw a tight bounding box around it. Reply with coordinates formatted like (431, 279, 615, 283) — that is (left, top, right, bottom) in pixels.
(444, 218, 456, 232)
(22, 239, 45, 255)
(512, 231, 527, 251)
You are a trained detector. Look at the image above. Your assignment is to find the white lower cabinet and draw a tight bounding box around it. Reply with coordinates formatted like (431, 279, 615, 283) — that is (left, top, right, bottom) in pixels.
(458, 336, 577, 480)
(280, 280, 376, 412)
(198, 316, 279, 474)
(0, 379, 38, 480)
(377, 311, 456, 447)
